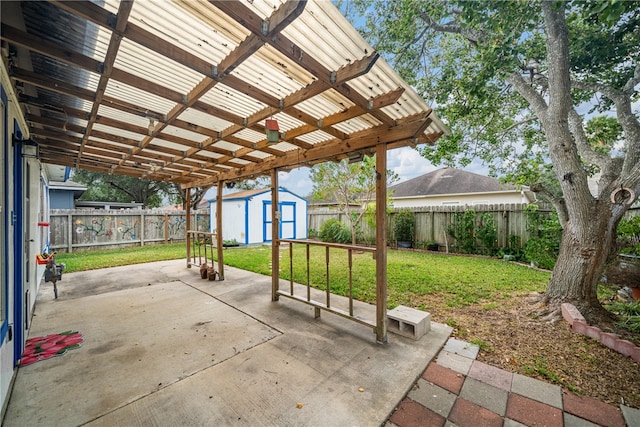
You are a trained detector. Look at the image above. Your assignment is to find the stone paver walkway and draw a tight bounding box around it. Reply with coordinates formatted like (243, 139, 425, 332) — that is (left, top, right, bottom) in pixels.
(386, 338, 640, 427)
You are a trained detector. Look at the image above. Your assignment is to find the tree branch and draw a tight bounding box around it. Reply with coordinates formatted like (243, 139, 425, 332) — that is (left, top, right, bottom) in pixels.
(416, 11, 484, 45)
(506, 72, 548, 117)
(570, 78, 640, 177)
(108, 181, 135, 200)
(567, 109, 608, 168)
(530, 182, 569, 227)
(623, 62, 640, 95)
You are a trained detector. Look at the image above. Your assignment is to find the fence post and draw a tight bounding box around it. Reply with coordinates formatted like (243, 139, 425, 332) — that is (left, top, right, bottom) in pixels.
(67, 212, 73, 253)
(164, 213, 169, 244)
(140, 212, 145, 247)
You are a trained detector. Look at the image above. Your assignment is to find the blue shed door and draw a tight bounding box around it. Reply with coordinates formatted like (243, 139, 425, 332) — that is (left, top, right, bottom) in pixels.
(263, 201, 296, 242)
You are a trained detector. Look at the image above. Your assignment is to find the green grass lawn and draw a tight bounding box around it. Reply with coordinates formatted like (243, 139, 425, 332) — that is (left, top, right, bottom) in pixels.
(56, 243, 551, 309)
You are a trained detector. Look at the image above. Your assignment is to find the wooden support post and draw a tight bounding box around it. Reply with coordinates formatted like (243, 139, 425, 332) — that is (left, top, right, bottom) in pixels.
(271, 168, 280, 301)
(216, 183, 225, 280)
(375, 142, 388, 343)
(185, 187, 191, 268)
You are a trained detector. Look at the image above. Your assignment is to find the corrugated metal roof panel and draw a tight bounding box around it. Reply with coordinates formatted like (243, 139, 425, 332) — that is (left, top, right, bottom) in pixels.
(114, 38, 203, 95)
(295, 130, 335, 145)
(92, 123, 145, 140)
(97, 105, 149, 129)
(230, 128, 264, 144)
(162, 125, 208, 144)
(177, 108, 233, 132)
(129, 0, 238, 66)
(211, 140, 243, 152)
(333, 115, 382, 134)
(295, 89, 355, 120)
(199, 83, 267, 118)
(104, 80, 176, 116)
(231, 45, 315, 98)
(150, 138, 193, 152)
(282, 1, 371, 71)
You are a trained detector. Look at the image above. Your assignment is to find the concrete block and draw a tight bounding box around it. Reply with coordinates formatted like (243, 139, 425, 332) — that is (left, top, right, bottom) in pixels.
(387, 305, 430, 340)
(561, 303, 585, 326)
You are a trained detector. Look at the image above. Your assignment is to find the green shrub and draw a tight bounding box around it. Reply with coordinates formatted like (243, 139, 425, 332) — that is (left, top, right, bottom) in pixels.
(524, 205, 561, 269)
(477, 212, 498, 255)
(393, 209, 415, 243)
(318, 219, 350, 243)
(617, 215, 640, 256)
(447, 210, 477, 254)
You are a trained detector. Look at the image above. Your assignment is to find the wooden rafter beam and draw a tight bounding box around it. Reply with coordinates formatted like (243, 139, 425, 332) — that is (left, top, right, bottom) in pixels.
(77, 0, 134, 166)
(185, 117, 432, 188)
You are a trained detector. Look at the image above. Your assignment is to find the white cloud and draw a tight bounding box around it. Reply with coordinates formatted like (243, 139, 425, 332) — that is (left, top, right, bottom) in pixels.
(278, 167, 313, 197)
(387, 147, 438, 183)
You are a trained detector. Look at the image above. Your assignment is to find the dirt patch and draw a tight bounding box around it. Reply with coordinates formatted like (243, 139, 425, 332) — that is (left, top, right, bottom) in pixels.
(414, 293, 640, 408)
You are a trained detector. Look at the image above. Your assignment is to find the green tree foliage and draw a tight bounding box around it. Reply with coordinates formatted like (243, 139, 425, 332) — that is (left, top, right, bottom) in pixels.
(524, 205, 562, 271)
(72, 169, 173, 208)
(168, 183, 212, 210)
(344, 0, 640, 311)
(310, 155, 399, 244)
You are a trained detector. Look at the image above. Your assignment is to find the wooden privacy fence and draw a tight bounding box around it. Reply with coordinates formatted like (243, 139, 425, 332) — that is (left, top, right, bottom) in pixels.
(308, 203, 554, 249)
(48, 209, 210, 253)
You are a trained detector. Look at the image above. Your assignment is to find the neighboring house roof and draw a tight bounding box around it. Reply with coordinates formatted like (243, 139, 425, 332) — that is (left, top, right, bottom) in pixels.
(389, 168, 534, 201)
(48, 180, 87, 199)
(48, 180, 87, 191)
(74, 201, 144, 209)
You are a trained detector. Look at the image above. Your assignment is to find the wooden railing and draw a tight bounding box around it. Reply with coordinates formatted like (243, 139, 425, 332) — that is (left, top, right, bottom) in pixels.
(278, 239, 377, 331)
(186, 230, 216, 268)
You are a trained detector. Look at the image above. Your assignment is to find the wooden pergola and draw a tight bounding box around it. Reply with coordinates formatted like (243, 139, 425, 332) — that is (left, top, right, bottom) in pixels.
(2, 0, 447, 342)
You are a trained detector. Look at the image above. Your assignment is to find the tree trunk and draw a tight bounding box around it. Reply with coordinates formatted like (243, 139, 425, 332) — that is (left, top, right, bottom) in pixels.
(545, 201, 619, 312)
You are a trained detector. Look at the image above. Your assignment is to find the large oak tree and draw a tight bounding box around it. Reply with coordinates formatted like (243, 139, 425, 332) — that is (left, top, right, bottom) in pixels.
(348, 1, 640, 318)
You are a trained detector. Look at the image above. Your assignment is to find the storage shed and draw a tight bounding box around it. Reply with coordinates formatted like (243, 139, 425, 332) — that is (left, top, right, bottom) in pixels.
(209, 188, 307, 245)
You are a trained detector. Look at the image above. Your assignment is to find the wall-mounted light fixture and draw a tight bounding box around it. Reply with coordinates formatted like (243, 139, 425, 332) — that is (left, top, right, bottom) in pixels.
(265, 119, 279, 143)
(347, 151, 364, 164)
(18, 137, 39, 158)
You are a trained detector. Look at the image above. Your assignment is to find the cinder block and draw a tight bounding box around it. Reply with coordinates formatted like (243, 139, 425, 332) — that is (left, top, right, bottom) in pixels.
(561, 303, 585, 326)
(387, 305, 431, 340)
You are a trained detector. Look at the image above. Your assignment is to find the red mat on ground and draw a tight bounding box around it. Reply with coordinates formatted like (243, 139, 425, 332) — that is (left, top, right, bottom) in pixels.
(20, 331, 84, 366)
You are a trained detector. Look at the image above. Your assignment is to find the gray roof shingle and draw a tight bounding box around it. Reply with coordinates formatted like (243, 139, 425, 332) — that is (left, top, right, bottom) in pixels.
(389, 168, 518, 197)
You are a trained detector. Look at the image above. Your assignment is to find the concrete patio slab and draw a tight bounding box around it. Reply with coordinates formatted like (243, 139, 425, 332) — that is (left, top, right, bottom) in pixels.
(3, 259, 451, 426)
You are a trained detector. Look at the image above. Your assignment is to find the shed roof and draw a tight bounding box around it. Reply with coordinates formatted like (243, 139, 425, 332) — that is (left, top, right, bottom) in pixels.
(2, 0, 447, 189)
(209, 186, 306, 202)
(389, 168, 520, 197)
